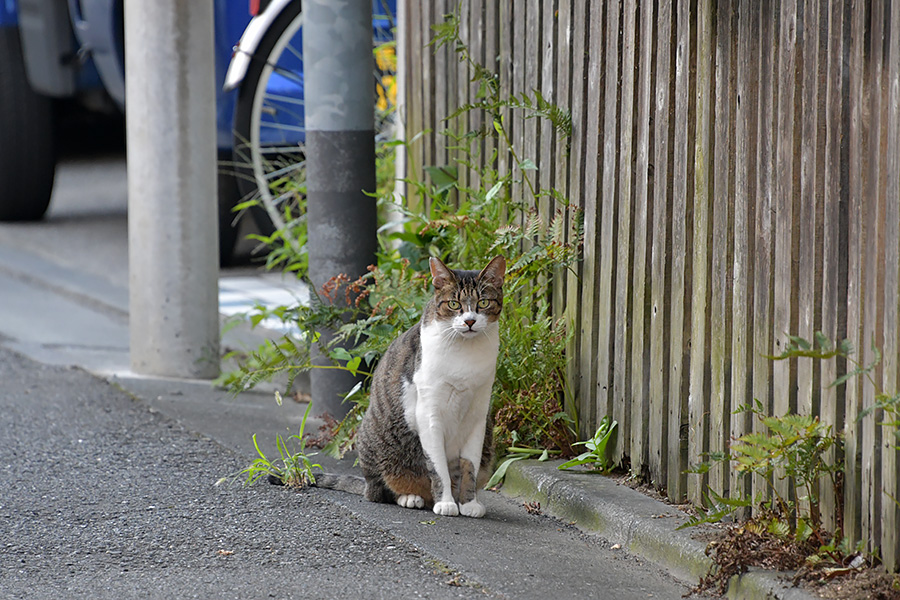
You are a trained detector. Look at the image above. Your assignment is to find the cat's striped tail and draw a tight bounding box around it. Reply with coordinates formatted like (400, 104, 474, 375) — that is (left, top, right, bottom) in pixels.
(311, 473, 367, 496)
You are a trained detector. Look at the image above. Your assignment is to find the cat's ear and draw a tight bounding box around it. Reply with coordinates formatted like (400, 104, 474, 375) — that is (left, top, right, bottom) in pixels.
(429, 256, 455, 289)
(479, 256, 506, 288)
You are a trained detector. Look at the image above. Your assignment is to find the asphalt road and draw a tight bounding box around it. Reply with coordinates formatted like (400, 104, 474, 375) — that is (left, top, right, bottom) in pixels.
(0, 147, 700, 598)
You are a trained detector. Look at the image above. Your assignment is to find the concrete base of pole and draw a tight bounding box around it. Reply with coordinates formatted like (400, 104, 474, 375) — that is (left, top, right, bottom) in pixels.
(124, 0, 220, 379)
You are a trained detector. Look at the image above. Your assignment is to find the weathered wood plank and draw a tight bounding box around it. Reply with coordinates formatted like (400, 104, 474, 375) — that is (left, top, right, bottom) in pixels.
(419, 0, 434, 208)
(510, 0, 527, 209)
(540, 0, 560, 325)
(554, 0, 573, 208)
(433, 0, 449, 171)
(455, 0, 469, 197)
(819, 0, 847, 536)
(751, 0, 776, 506)
(497, 1, 513, 200)
(567, 0, 591, 437)
(730, 0, 759, 508)
(880, 0, 900, 571)
(539, 0, 556, 209)
(553, 0, 579, 428)
(797, 0, 822, 422)
(482, 0, 498, 172)
(616, 0, 641, 473)
(632, 0, 657, 486)
(523, 0, 540, 209)
(671, 0, 695, 503)
(843, 0, 867, 547)
(772, 0, 800, 505)
(861, 0, 887, 557)
(651, 0, 676, 499)
(687, 0, 710, 505)
(577, 0, 604, 438)
(709, 0, 734, 500)
(608, 0, 632, 465)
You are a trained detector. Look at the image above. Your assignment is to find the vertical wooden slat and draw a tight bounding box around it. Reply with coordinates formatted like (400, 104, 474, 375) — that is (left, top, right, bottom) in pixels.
(819, 0, 848, 536)
(510, 1, 526, 207)
(554, 0, 573, 208)
(567, 0, 590, 218)
(709, 0, 734, 499)
(539, 0, 556, 207)
(464, 0, 482, 192)
(455, 0, 469, 197)
(632, 0, 656, 485)
(616, 0, 641, 473)
(554, 0, 578, 427)
(797, 0, 822, 422)
(861, 0, 886, 556)
(578, 0, 604, 438)
(844, 0, 867, 547)
(498, 2, 513, 199)
(433, 0, 449, 170)
(730, 0, 759, 507)
(609, 0, 633, 465)
(482, 0, 498, 171)
(674, 0, 698, 503)
(751, 0, 777, 505)
(419, 0, 434, 196)
(523, 0, 540, 207)
(772, 0, 800, 506)
(567, 0, 591, 436)
(690, 0, 713, 506)
(540, 0, 559, 319)
(880, 0, 900, 571)
(651, 0, 677, 499)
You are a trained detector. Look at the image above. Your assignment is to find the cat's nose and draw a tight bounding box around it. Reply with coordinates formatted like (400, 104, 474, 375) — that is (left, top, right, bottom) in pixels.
(464, 319, 476, 329)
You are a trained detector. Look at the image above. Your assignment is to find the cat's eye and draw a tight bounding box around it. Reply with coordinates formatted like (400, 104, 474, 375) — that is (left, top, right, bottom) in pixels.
(477, 299, 492, 309)
(446, 300, 461, 310)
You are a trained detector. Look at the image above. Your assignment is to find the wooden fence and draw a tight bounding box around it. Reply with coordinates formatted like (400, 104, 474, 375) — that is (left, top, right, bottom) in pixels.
(401, 0, 900, 569)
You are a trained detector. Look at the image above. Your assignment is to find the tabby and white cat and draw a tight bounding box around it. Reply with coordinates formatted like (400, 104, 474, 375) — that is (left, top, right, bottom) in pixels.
(315, 256, 505, 518)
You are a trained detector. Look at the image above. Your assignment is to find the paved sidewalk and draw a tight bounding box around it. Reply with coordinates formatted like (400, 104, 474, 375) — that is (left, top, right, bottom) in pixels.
(0, 233, 817, 599)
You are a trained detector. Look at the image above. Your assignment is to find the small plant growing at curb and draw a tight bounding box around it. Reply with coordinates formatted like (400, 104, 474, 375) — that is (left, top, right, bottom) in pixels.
(557, 416, 618, 472)
(218, 402, 322, 489)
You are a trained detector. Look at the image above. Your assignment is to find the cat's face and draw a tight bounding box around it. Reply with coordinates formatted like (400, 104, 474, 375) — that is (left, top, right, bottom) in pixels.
(429, 256, 505, 339)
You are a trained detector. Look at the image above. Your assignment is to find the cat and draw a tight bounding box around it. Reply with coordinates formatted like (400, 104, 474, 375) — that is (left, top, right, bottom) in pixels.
(313, 255, 505, 518)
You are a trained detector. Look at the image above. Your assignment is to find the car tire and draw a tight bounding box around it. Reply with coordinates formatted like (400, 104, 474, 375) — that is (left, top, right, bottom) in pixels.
(0, 27, 56, 221)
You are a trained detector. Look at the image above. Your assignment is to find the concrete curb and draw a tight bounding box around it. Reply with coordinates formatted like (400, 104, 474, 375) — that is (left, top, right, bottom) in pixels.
(501, 460, 819, 600)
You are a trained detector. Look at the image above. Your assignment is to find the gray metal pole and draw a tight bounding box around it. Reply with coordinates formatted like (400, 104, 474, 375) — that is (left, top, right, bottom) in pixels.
(304, 0, 377, 417)
(124, 0, 220, 379)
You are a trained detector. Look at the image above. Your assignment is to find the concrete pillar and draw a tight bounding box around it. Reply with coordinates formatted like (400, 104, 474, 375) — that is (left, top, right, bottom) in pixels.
(124, 0, 220, 379)
(304, 0, 377, 416)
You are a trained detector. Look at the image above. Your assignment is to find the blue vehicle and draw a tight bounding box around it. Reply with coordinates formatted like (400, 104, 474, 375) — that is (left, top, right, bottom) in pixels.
(0, 0, 396, 263)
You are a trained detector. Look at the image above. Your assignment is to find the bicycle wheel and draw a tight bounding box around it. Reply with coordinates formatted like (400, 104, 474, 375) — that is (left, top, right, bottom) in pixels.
(232, 0, 396, 237)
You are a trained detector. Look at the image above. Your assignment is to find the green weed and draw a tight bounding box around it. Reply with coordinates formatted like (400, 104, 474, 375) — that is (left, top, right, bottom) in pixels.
(557, 417, 618, 472)
(217, 402, 322, 488)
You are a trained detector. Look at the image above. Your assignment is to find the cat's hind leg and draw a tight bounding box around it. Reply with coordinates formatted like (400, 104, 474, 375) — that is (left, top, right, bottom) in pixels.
(383, 472, 432, 510)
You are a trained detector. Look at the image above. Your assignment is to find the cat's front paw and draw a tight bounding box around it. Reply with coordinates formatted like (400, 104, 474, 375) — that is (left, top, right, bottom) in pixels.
(459, 500, 485, 518)
(396, 494, 425, 509)
(432, 501, 459, 516)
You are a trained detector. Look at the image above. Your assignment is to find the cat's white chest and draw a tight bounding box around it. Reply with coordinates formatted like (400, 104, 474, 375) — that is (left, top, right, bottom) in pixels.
(403, 321, 499, 446)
